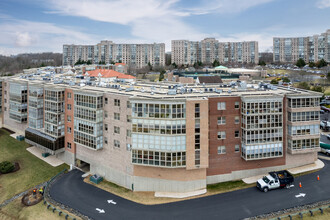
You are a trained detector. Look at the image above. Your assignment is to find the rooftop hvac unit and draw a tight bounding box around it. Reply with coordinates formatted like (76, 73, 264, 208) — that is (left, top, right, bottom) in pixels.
(126, 86, 134, 92)
(215, 89, 222, 94)
(167, 89, 177, 95)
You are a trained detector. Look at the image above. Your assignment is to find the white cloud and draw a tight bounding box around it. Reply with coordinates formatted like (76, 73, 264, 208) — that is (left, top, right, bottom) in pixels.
(42, 0, 275, 51)
(46, 0, 182, 25)
(0, 0, 277, 55)
(317, 0, 330, 8)
(0, 19, 97, 55)
(184, 0, 275, 15)
(15, 32, 33, 47)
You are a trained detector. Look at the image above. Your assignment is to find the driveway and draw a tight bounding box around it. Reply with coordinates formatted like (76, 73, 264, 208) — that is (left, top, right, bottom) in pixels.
(50, 159, 330, 220)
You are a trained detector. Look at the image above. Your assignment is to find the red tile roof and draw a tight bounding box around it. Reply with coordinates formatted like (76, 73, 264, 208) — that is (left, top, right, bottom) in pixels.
(86, 69, 135, 79)
(115, 63, 126, 66)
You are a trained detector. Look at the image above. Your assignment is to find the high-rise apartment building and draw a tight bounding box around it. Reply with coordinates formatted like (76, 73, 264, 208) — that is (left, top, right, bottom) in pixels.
(1, 76, 321, 193)
(273, 29, 330, 63)
(171, 38, 259, 65)
(63, 40, 166, 68)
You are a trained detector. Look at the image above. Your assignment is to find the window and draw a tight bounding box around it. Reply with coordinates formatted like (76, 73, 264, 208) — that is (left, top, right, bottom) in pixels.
(114, 140, 120, 148)
(217, 117, 226, 125)
(104, 97, 108, 104)
(195, 150, 200, 166)
(114, 99, 120, 107)
(105, 124, 108, 131)
(126, 144, 131, 151)
(114, 126, 120, 134)
(67, 115, 71, 122)
(235, 101, 240, 109)
(67, 127, 71, 133)
(4, 107, 7, 111)
(127, 129, 131, 137)
(4, 99, 7, 103)
(67, 92, 72, 99)
(104, 111, 108, 118)
(217, 131, 226, 139)
(235, 144, 240, 152)
(235, 116, 239, 124)
(114, 112, 120, 120)
(127, 115, 132, 122)
(127, 101, 131, 108)
(235, 130, 239, 138)
(217, 102, 226, 110)
(67, 104, 71, 110)
(217, 146, 226, 154)
(67, 142, 71, 149)
(104, 137, 108, 144)
(4, 90, 7, 94)
(195, 103, 200, 118)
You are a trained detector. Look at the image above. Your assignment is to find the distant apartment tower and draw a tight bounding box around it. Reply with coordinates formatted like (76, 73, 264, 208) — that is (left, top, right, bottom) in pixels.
(273, 29, 330, 63)
(171, 38, 259, 65)
(63, 40, 165, 68)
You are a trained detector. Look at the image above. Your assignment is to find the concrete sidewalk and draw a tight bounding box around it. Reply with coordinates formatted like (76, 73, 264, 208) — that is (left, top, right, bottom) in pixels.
(242, 159, 324, 184)
(9, 132, 24, 139)
(155, 189, 207, 199)
(26, 146, 64, 167)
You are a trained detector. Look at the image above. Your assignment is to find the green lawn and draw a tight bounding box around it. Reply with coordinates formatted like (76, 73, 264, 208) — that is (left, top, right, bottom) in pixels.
(0, 198, 69, 220)
(0, 128, 68, 203)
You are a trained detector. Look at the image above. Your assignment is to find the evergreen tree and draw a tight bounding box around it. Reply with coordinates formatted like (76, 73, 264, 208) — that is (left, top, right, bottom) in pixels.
(212, 59, 220, 67)
(296, 58, 306, 68)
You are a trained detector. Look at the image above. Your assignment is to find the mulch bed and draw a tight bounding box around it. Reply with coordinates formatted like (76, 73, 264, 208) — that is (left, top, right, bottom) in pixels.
(21, 190, 43, 206)
(0, 162, 20, 175)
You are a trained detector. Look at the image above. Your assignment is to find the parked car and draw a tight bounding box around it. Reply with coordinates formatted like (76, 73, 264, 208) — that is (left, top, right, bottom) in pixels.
(257, 170, 294, 192)
(320, 121, 330, 131)
(320, 142, 330, 156)
(327, 134, 330, 140)
(320, 110, 325, 114)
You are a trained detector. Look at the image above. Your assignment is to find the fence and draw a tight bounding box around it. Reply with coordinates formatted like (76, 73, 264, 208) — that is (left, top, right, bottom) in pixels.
(270, 204, 330, 220)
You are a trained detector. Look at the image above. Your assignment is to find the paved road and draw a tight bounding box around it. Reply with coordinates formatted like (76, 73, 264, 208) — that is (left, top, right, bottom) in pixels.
(50, 159, 330, 220)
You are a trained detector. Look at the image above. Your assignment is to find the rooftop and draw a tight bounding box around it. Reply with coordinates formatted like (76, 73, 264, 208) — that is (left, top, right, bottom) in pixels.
(86, 69, 135, 79)
(6, 72, 322, 100)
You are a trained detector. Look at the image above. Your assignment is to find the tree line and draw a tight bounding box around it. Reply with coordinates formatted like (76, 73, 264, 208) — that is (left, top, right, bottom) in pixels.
(0, 53, 62, 75)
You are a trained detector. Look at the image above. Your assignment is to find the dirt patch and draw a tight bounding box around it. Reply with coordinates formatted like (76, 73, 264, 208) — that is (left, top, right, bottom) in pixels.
(21, 189, 43, 206)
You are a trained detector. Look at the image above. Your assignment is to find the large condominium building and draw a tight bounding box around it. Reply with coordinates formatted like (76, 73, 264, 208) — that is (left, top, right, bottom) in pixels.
(1, 75, 321, 193)
(171, 38, 259, 65)
(273, 29, 330, 63)
(63, 40, 166, 68)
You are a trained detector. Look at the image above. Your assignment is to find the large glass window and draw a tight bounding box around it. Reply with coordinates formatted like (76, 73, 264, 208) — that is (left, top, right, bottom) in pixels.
(132, 150, 186, 167)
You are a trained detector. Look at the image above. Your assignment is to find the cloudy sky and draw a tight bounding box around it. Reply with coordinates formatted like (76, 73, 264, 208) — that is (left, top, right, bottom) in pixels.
(0, 0, 329, 55)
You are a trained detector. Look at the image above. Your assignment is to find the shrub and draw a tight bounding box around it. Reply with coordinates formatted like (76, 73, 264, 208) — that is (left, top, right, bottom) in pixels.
(0, 161, 15, 174)
(270, 79, 278, 84)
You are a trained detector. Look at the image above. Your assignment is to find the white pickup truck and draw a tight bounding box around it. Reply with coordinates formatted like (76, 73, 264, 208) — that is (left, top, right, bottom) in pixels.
(321, 147, 330, 155)
(257, 170, 294, 192)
